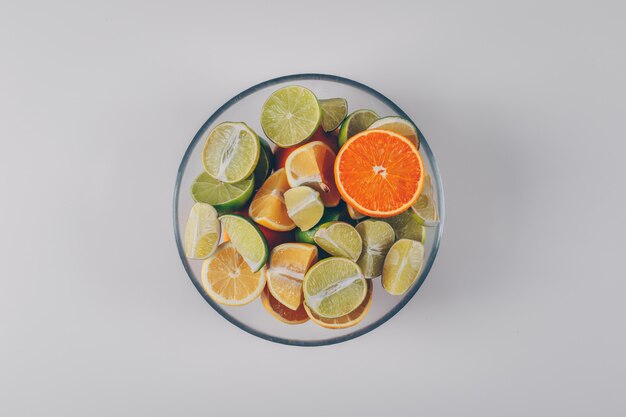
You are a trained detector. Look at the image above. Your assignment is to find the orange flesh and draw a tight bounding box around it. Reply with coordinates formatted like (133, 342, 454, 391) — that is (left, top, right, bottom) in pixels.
(261, 286, 309, 324)
(266, 243, 317, 311)
(248, 169, 296, 231)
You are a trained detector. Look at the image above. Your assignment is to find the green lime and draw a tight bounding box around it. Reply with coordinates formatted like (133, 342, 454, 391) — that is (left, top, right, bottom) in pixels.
(382, 239, 425, 295)
(303, 257, 367, 318)
(284, 186, 324, 231)
(253, 139, 274, 189)
(319, 98, 348, 132)
(355, 220, 395, 279)
(202, 122, 260, 183)
(380, 209, 426, 243)
(338, 109, 379, 147)
(219, 214, 268, 272)
(411, 174, 439, 226)
(191, 172, 254, 214)
(183, 203, 221, 259)
(294, 204, 345, 244)
(261, 85, 321, 148)
(368, 116, 420, 149)
(313, 221, 362, 262)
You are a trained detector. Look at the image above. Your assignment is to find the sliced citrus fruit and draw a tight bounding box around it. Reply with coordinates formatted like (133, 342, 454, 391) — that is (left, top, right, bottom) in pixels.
(201, 242, 266, 306)
(261, 85, 321, 148)
(248, 169, 296, 231)
(347, 203, 366, 220)
(410, 173, 439, 226)
(266, 243, 318, 311)
(382, 239, 425, 295)
(183, 203, 220, 259)
(304, 280, 373, 329)
(338, 109, 379, 147)
(368, 116, 420, 148)
(334, 129, 424, 218)
(355, 220, 395, 279)
(303, 257, 367, 319)
(274, 128, 338, 169)
(219, 214, 268, 272)
(253, 139, 274, 189)
(381, 209, 426, 243)
(313, 221, 362, 262)
(294, 204, 346, 244)
(190, 172, 254, 214)
(202, 122, 260, 183)
(261, 286, 309, 325)
(319, 98, 348, 132)
(284, 141, 340, 207)
(284, 186, 324, 231)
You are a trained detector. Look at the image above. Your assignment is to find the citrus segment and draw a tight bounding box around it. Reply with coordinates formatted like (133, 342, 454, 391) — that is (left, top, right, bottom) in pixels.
(261, 85, 321, 148)
(284, 141, 340, 207)
(334, 129, 424, 218)
(304, 280, 373, 329)
(248, 169, 296, 231)
(201, 243, 266, 306)
(338, 109, 379, 147)
(410, 173, 439, 226)
(266, 243, 318, 310)
(191, 172, 254, 213)
(202, 122, 260, 183)
(284, 186, 324, 231)
(313, 221, 362, 261)
(261, 286, 309, 325)
(347, 204, 366, 220)
(294, 204, 346, 244)
(303, 257, 367, 319)
(355, 220, 395, 279)
(183, 203, 220, 259)
(253, 139, 274, 188)
(319, 98, 348, 132)
(382, 239, 425, 295)
(219, 214, 268, 272)
(368, 116, 420, 148)
(381, 209, 426, 243)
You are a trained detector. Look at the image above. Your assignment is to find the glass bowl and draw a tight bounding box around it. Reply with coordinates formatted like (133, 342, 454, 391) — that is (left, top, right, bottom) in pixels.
(173, 74, 444, 346)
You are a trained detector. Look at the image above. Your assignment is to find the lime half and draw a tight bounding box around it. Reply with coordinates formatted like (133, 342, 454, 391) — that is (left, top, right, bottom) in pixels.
(338, 109, 379, 147)
(368, 116, 420, 148)
(319, 98, 348, 132)
(219, 214, 268, 272)
(303, 257, 367, 318)
(261, 85, 321, 148)
(355, 220, 395, 279)
(183, 203, 220, 259)
(382, 239, 425, 295)
(191, 172, 254, 214)
(284, 186, 324, 231)
(411, 173, 439, 226)
(381, 209, 426, 243)
(313, 221, 362, 262)
(202, 122, 260, 183)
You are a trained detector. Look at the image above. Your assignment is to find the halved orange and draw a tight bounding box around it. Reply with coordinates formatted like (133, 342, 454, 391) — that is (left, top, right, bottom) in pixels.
(260, 286, 309, 325)
(284, 141, 341, 207)
(334, 129, 424, 218)
(266, 243, 318, 310)
(304, 280, 373, 329)
(248, 169, 296, 231)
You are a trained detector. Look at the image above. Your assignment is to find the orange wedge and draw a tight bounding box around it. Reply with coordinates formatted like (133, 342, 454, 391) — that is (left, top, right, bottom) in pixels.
(248, 169, 296, 231)
(266, 243, 317, 311)
(261, 286, 309, 325)
(201, 243, 266, 306)
(304, 280, 373, 329)
(284, 141, 341, 207)
(334, 129, 424, 218)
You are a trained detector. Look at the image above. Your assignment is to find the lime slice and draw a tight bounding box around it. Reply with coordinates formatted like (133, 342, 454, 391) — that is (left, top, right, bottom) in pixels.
(382, 239, 425, 295)
(410, 173, 439, 226)
(219, 214, 268, 272)
(202, 122, 260, 183)
(261, 85, 321, 148)
(313, 221, 362, 262)
(380, 209, 426, 243)
(190, 172, 254, 214)
(294, 204, 346, 244)
(319, 98, 348, 132)
(303, 257, 367, 318)
(183, 203, 220, 259)
(355, 220, 395, 279)
(284, 186, 324, 231)
(368, 116, 420, 148)
(338, 109, 379, 147)
(347, 204, 366, 220)
(253, 139, 274, 188)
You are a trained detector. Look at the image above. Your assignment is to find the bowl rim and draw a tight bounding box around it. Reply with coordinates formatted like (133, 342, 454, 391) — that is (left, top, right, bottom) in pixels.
(173, 73, 445, 346)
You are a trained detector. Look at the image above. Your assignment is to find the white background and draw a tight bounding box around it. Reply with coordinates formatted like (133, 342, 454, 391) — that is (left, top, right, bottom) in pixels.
(1, 1, 625, 416)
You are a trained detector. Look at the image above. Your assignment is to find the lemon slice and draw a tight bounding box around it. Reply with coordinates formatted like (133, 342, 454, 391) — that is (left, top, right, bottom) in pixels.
(219, 214, 268, 272)
(202, 122, 260, 183)
(284, 186, 324, 231)
(382, 239, 425, 295)
(355, 220, 395, 279)
(313, 221, 362, 262)
(183, 203, 220, 259)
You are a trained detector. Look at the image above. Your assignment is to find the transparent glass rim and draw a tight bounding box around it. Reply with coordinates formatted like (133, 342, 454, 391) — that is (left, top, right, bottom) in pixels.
(173, 73, 445, 346)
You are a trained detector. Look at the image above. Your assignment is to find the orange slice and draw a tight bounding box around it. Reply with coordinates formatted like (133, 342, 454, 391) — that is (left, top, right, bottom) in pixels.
(284, 141, 341, 207)
(334, 129, 424, 218)
(304, 280, 373, 329)
(266, 243, 317, 310)
(248, 169, 296, 231)
(260, 286, 309, 325)
(201, 243, 266, 306)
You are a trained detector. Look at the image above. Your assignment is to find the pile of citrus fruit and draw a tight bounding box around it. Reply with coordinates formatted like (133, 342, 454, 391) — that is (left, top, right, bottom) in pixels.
(183, 85, 439, 328)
